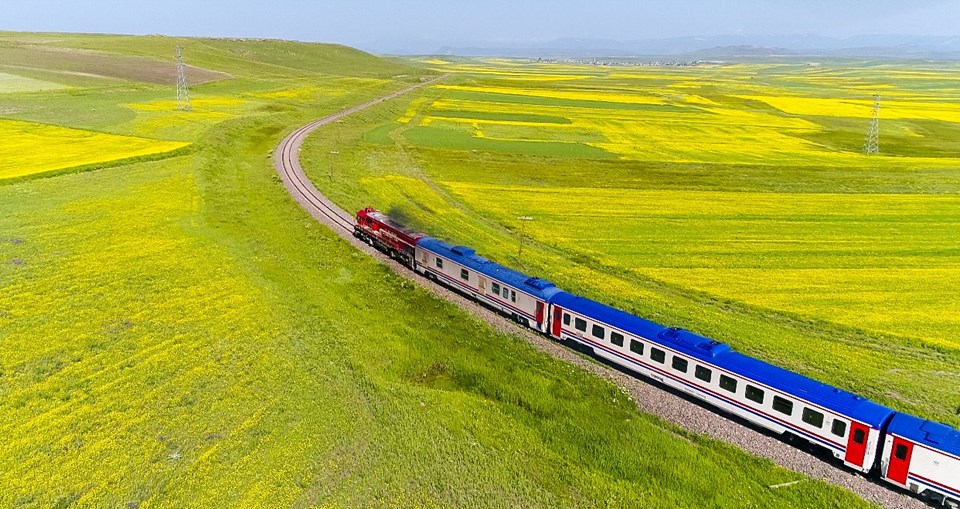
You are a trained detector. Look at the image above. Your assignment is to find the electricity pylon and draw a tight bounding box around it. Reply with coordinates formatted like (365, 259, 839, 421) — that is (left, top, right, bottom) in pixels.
(176, 46, 191, 111)
(863, 94, 880, 155)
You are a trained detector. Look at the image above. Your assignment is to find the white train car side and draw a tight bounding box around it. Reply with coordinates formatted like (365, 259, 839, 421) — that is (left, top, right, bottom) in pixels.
(882, 415, 960, 507)
(548, 291, 895, 473)
(415, 238, 560, 334)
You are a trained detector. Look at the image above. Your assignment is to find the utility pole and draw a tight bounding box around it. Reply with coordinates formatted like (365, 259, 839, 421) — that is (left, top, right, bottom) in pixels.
(176, 46, 192, 111)
(328, 150, 339, 180)
(517, 216, 533, 266)
(863, 94, 880, 155)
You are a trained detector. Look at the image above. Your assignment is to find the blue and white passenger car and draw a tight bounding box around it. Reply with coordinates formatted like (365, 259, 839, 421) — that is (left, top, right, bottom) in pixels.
(547, 291, 896, 472)
(881, 414, 960, 507)
(415, 238, 561, 333)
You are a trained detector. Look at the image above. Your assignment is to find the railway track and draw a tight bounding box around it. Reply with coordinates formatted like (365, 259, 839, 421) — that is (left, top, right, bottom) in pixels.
(273, 77, 921, 509)
(274, 75, 449, 232)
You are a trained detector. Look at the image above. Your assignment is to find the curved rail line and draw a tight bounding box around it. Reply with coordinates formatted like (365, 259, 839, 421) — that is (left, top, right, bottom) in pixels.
(273, 77, 920, 509)
(275, 75, 448, 232)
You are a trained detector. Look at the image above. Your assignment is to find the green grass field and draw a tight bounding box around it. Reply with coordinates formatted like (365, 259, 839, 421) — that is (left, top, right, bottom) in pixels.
(301, 58, 960, 430)
(0, 32, 874, 507)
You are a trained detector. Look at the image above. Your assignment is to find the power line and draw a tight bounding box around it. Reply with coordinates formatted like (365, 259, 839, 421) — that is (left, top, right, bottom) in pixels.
(176, 46, 192, 111)
(863, 94, 880, 155)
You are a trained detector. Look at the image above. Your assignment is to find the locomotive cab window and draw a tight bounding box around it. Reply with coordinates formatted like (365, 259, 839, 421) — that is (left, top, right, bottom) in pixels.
(671, 357, 688, 373)
(772, 396, 793, 416)
(745, 385, 764, 404)
(610, 332, 624, 347)
(460, 269, 469, 281)
(831, 420, 847, 437)
(695, 366, 712, 383)
(435, 258, 443, 269)
(650, 348, 666, 364)
(574, 318, 587, 332)
(853, 429, 866, 444)
(894, 444, 908, 460)
(802, 408, 824, 428)
(592, 325, 605, 339)
(719, 375, 737, 393)
(491, 283, 501, 295)
(629, 340, 644, 355)
(563, 313, 571, 326)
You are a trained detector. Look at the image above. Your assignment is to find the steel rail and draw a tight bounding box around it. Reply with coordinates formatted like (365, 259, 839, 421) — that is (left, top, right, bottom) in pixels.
(274, 75, 448, 231)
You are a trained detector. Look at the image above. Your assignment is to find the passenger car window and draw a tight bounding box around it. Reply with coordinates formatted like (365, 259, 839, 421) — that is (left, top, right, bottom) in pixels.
(671, 357, 688, 373)
(802, 408, 824, 428)
(894, 444, 908, 460)
(719, 375, 737, 393)
(629, 340, 643, 355)
(772, 396, 794, 416)
(650, 348, 666, 363)
(460, 269, 469, 281)
(492, 283, 500, 295)
(745, 385, 764, 404)
(695, 366, 712, 383)
(591, 325, 605, 339)
(563, 313, 570, 326)
(435, 258, 443, 269)
(831, 420, 847, 437)
(853, 429, 866, 444)
(574, 318, 587, 332)
(610, 332, 624, 347)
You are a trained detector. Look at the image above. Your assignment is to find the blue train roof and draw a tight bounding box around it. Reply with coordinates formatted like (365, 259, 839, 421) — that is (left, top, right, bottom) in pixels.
(551, 291, 896, 427)
(888, 414, 960, 457)
(417, 237, 562, 300)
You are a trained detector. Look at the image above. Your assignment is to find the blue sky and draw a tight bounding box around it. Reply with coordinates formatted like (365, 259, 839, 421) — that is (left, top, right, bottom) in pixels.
(4, 0, 959, 49)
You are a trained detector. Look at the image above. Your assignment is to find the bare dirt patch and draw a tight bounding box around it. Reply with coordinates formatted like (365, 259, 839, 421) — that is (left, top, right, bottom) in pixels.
(0, 45, 230, 85)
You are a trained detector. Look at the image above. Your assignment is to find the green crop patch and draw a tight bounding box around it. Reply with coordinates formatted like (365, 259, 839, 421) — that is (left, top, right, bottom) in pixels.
(429, 109, 573, 124)
(403, 124, 614, 159)
(446, 88, 700, 112)
(0, 72, 68, 93)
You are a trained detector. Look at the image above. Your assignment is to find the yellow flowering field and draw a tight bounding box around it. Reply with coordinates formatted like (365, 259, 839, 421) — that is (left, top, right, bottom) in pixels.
(119, 96, 252, 141)
(436, 84, 668, 105)
(440, 182, 960, 350)
(312, 57, 960, 426)
(0, 119, 188, 180)
(407, 64, 960, 167)
(743, 95, 960, 122)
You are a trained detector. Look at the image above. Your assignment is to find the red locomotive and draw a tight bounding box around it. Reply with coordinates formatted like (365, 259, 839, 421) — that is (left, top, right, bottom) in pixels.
(353, 207, 426, 269)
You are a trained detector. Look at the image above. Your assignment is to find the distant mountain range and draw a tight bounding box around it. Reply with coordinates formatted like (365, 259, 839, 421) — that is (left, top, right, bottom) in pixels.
(360, 35, 960, 59)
